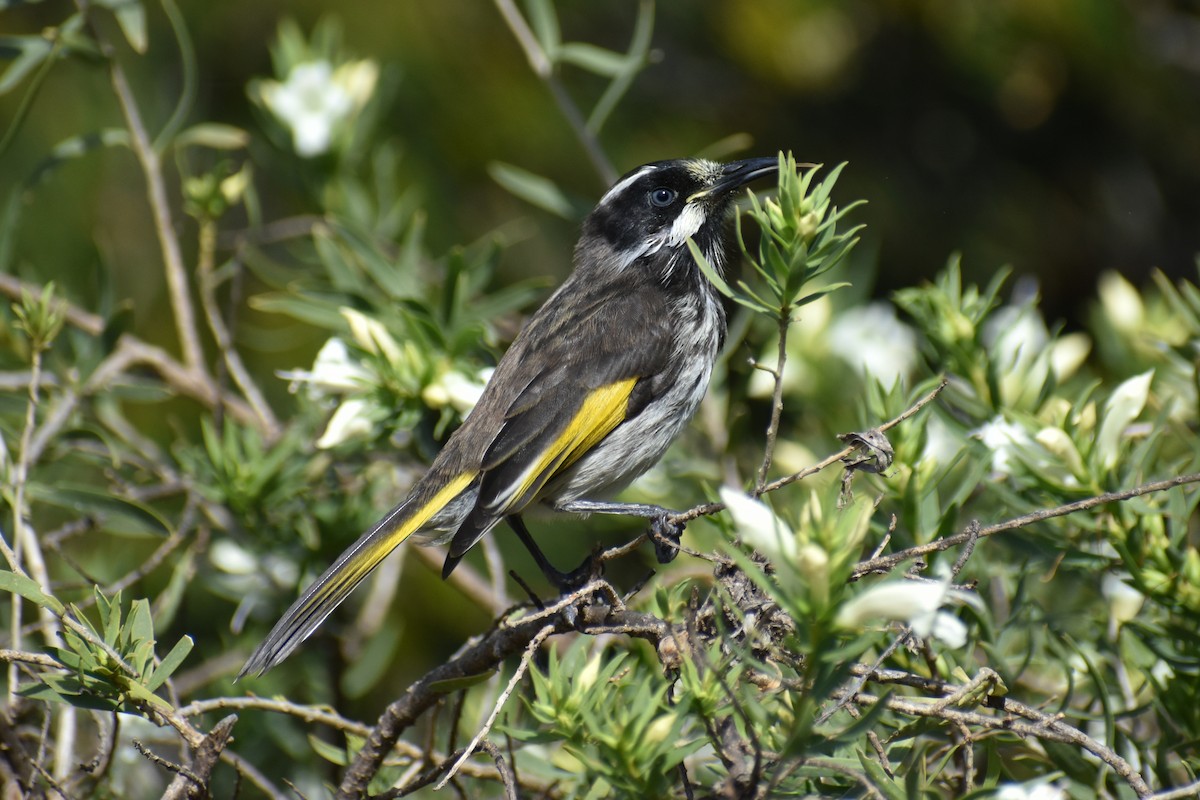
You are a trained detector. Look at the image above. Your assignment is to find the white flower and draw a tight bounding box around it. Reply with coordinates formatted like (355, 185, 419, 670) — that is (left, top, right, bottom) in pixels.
(1098, 271, 1144, 332)
(922, 413, 965, 467)
(259, 59, 378, 157)
(209, 540, 259, 575)
(422, 368, 491, 415)
(836, 578, 971, 648)
(1150, 659, 1174, 684)
(1050, 332, 1091, 382)
(336, 59, 379, 108)
(278, 337, 371, 396)
(982, 302, 1058, 406)
(827, 302, 918, 384)
(1094, 370, 1153, 473)
(1101, 573, 1144, 625)
(341, 307, 404, 365)
(316, 397, 377, 449)
(995, 780, 1066, 800)
(718, 487, 797, 561)
(972, 416, 1033, 476)
(983, 304, 1048, 373)
(1033, 427, 1084, 485)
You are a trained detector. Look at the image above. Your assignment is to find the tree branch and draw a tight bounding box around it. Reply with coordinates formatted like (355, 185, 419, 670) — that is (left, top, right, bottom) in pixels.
(336, 582, 671, 797)
(851, 472, 1200, 580)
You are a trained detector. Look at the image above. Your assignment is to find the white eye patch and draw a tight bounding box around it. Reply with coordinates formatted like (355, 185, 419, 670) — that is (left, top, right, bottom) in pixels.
(665, 202, 707, 248)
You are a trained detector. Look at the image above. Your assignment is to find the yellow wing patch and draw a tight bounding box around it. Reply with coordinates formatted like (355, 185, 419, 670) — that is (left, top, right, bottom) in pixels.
(496, 377, 637, 513)
(297, 470, 475, 619)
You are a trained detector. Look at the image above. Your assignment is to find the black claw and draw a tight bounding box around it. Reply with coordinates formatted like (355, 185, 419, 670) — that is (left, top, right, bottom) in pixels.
(651, 515, 685, 564)
(550, 551, 604, 594)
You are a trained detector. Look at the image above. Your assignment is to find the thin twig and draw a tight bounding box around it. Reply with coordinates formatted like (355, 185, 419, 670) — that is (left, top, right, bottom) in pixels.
(491, 0, 616, 184)
(949, 520, 981, 579)
(755, 309, 791, 494)
(337, 582, 668, 798)
(180, 696, 370, 736)
(835, 685, 1154, 798)
(196, 226, 280, 438)
(79, 0, 206, 373)
(218, 750, 289, 800)
(131, 740, 204, 790)
(673, 378, 948, 524)
(0, 273, 263, 443)
(435, 624, 554, 789)
(161, 715, 236, 800)
(815, 629, 911, 726)
(0, 649, 61, 669)
(477, 739, 519, 800)
(999, 695, 1152, 798)
(928, 667, 1002, 713)
(1149, 780, 1200, 800)
(852, 472, 1200, 580)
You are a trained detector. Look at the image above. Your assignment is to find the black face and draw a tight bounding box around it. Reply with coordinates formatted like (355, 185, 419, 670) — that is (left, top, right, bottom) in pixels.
(583, 161, 706, 256)
(580, 158, 778, 268)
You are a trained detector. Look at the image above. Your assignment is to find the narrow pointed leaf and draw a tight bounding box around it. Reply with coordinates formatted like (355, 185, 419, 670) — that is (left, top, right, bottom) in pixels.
(0, 570, 65, 615)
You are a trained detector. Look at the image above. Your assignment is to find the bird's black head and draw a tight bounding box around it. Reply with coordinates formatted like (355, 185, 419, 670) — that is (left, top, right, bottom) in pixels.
(577, 157, 779, 282)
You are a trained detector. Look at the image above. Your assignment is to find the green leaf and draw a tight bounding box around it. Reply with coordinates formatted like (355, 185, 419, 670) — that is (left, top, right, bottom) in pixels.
(123, 679, 174, 711)
(587, 0, 653, 133)
(488, 161, 576, 219)
(857, 749, 908, 800)
(330, 218, 423, 301)
(128, 599, 155, 649)
(96, 590, 122, 645)
(93, 0, 147, 53)
(28, 128, 131, 188)
(0, 35, 53, 95)
(340, 622, 401, 698)
(174, 122, 250, 150)
(28, 483, 172, 537)
(689, 238, 772, 314)
(147, 545, 193, 631)
(427, 668, 498, 694)
(21, 678, 121, 711)
(307, 733, 350, 766)
(0, 570, 65, 615)
(558, 42, 626, 77)
(795, 282, 851, 308)
(248, 291, 349, 330)
(524, 0, 561, 56)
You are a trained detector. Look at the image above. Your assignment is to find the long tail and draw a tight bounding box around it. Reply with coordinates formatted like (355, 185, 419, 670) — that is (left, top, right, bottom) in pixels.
(238, 472, 475, 678)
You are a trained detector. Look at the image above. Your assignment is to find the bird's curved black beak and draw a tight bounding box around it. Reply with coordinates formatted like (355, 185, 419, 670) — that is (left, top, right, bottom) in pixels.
(711, 156, 780, 195)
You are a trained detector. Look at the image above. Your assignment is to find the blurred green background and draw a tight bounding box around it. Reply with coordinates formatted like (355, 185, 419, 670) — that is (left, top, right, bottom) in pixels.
(5, 0, 1199, 331)
(4, 4, 1200, 793)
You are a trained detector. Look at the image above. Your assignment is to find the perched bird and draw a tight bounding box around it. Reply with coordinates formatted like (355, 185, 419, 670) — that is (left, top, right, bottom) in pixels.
(239, 156, 779, 677)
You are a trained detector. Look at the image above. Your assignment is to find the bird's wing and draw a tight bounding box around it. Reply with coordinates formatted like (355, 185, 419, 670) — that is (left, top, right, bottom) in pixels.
(443, 283, 674, 566)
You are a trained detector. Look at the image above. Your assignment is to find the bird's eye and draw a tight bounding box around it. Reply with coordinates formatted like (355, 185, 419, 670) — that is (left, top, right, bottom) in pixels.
(649, 187, 677, 207)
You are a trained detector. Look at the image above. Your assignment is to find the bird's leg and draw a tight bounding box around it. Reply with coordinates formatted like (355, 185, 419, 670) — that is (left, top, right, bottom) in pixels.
(553, 499, 685, 565)
(506, 515, 599, 593)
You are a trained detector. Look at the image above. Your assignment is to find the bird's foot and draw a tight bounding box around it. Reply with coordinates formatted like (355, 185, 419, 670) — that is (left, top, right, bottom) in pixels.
(548, 547, 605, 594)
(650, 514, 685, 564)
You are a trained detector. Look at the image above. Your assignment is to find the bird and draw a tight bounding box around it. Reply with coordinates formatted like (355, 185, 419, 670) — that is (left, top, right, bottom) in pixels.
(239, 156, 780, 677)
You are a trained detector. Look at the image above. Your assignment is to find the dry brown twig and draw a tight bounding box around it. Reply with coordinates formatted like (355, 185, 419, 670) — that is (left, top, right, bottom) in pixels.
(851, 472, 1200, 580)
(335, 580, 670, 798)
(671, 377, 949, 526)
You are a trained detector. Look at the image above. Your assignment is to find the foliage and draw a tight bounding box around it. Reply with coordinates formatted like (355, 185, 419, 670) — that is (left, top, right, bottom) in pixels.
(0, 1, 1198, 799)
